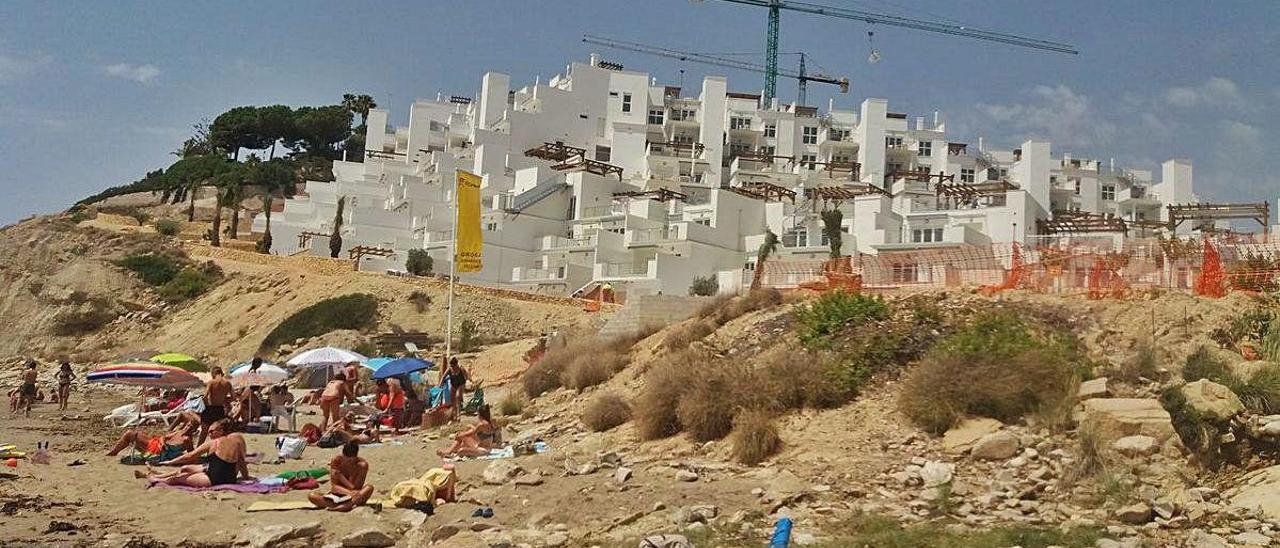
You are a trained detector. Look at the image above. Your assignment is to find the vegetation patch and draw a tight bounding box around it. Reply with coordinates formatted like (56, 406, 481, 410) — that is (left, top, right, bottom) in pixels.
(115, 253, 183, 286)
(154, 219, 181, 236)
(50, 298, 121, 336)
(663, 289, 781, 351)
(1182, 345, 1280, 415)
(582, 392, 631, 432)
(259, 293, 380, 351)
(688, 275, 719, 296)
(729, 409, 781, 465)
(497, 393, 525, 417)
(793, 291, 889, 348)
(157, 264, 221, 302)
(405, 249, 433, 276)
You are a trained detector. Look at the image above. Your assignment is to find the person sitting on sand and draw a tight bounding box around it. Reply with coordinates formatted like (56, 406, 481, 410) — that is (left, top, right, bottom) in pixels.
(233, 385, 263, 425)
(319, 372, 355, 431)
(299, 388, 323, 406)
(436, 404, 498, 458)
(267, 384, 295, 431)
(135, 418, 249, 487)
(106, 410, 201, 457)
(324, 412, 381, 445)
(308, 441, 374, 512)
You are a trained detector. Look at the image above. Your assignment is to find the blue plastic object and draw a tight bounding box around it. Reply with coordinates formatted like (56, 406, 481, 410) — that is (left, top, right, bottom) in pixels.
(769, 517, 792, 548)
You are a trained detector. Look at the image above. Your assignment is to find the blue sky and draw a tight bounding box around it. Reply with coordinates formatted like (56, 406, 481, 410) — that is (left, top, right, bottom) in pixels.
(0, 0, 1276, 226)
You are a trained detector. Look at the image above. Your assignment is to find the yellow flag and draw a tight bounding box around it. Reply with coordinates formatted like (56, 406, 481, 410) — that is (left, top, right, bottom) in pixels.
(454, 171, 483, 272)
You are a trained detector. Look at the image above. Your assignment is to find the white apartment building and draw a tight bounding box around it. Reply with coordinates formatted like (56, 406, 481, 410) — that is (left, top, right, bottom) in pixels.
(254, 55, 1203, 301)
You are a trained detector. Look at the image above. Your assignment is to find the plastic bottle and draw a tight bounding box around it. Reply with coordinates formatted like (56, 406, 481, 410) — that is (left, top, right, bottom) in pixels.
(769, 517, 792, 548)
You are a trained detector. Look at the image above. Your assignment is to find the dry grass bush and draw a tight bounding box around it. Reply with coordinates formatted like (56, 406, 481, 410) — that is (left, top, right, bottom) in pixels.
(522, 351, 570, 398)
(1110, 341, 1161, 383)
(525, 326, 654, 398)
(563, 351, 629, 392)
(582, 392, 632, 432)
(497, 392, 525, 416)
(677, 364, 750, 441)
(635, 350, 702, 440)
(665, 290, 783, 351)
(662, 318, 719, 351)
(757, 345, 849, 410)
(730, 409, 782, 465)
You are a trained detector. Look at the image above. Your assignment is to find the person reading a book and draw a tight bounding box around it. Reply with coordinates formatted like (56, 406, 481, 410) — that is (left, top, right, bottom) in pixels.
(308, 441, 374, 512)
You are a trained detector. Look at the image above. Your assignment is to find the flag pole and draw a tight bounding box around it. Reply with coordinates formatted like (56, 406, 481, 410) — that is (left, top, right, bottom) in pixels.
(446, 170, 459, 364)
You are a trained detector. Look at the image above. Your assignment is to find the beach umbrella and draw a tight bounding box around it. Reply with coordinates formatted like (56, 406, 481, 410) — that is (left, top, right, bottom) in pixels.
(87, 362, 204, 390)
(371, 357, 434, 380)
(363, 357, 394, 371)
(150, 353, 206, 372)
(285, 347, 368, 372)
(229, 362, 289, 388)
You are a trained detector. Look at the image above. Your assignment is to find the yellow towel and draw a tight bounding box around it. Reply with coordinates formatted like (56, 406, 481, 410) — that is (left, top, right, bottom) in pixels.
(387, 468, 453, 507)
(245, 500, 316, 512)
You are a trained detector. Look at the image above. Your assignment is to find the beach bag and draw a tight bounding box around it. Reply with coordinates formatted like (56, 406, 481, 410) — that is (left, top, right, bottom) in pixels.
(276, 436, 306, 460)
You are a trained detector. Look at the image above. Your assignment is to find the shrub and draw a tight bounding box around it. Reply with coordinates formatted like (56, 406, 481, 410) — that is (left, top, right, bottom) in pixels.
(676, 367, 742, 442)
(115, 253, 182, 286)
(407, 290, 432, 313)
(456, 319, 480, 353)
(635, 351, 700, 440)
(1182, 346, 1231, 383)
(757, 345, 849, 410)
(729, 409, 781, 465)
(523, 329, 641, 398)
(689, 275, 719, 296)
(405, 249, 433, 276)
(51, 298, 119, 335)
(898, 313, 1080, 434)
(582, 392, 631, 432)
(1233, 365, 1280, 415)
(497, 393, 525, 416)
(793, 291, 890, 348)
(563, 351, 627, 392)
(522, 358, 565, 398)
(154, 219, 181, 236)
(157, 266, 217, 302)
(666, 290, 783, 351)
(1112, 341, 1160, 383)
(259, 293, 380, 350)
(663, 317, 718, 351)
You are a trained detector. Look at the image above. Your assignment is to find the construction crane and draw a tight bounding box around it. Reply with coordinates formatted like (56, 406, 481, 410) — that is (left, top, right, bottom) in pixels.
(703, 0, 1079, 103)
(582, 34, 848, 105)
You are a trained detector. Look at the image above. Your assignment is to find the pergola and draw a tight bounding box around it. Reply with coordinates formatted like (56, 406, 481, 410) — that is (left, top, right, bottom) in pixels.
(1168, 202, 1270, 234)
(936, 180, 1018, 204)
(523, 142, 587, 163)
(727, 181, 796, 203)
(551, 155, 624, 180)
(348, 245, 395, 268)
(803, 184, 890, 205)
(1037, 211, 1128, 234)
(613, 188, 689, 202)
(296, 230, 329, 248)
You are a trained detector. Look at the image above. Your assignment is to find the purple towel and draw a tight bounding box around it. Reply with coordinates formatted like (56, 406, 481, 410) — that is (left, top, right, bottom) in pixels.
(146, 479, 287, 494)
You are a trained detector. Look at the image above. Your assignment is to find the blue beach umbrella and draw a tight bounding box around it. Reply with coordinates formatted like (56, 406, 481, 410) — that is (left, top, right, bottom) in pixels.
(371, 357, 434, 380)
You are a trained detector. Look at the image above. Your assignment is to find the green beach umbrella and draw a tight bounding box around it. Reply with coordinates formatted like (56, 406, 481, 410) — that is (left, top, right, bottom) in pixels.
(150, 352, 206, 372)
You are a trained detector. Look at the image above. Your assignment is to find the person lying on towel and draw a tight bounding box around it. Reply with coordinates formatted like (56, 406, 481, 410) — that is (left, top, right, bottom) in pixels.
(134, 418, 250, 488)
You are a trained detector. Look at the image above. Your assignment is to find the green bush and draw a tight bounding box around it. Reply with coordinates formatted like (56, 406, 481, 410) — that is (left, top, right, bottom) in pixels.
(115, 253, 182, 286)
(260, 293, 380, 350)
(456, 318, 480, 353)
(158, 267, 217, 302)
(1181, 345, 1280, 415)
(1182, 346, 1231, 383)
(51, 298, 120, 335)
(155, 219, 181, 236)
(688, 275, 719, 296)
(405, 249, 433, 276)
(793, 291, 890, 347)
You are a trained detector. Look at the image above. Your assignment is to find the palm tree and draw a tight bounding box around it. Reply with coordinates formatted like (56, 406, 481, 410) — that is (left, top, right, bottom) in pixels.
(330, 196, 345, 258)
(342, 93, 377, 126)
(257, 194, 274, 254)
(750, 229, 779, 290)
(821, 209, 844, 259)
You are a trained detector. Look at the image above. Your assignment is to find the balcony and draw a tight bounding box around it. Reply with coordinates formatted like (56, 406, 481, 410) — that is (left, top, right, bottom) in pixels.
(580, 203, 626, 219)
(626, 226, 681, 246)
(598, 261, 655, 278)
(647, 141, 706, 159)
(542, 234, 597, 250)
(511, 266, 566, 282)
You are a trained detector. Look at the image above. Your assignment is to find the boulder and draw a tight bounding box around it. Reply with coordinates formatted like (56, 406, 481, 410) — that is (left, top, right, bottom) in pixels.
(1079, 398, 1176, 444)
(1231, 531, 1271, 546)
(1228, 464, 1280, 520)
(1185, 530, 1231, 548)
(482, 460, 523, 485)
(236, 521, 321, 548)
(919, 461, 954, 488)
(970, 431, 1020, 460)
(675, 470, 699, 482)
(941, 418, 1003, 455)
(341, 528, 396, 548)
(1111, 435, 1158, 457)
(1181, 379, 1244, 421)
(1078, 377, 1111, 400)
(1113, 502, 1152, 524)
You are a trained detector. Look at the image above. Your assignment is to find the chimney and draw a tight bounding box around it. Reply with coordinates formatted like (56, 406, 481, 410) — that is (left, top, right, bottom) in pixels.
(978, 137, 984, 152)
(915, 117, 925, 130)
(589, 53, 601, 67)
(932, 111, 939, 128)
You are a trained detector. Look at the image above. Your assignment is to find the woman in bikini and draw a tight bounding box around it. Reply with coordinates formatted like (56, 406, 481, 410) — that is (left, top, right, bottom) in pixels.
(55, 362, 75, 411)
(436, 404, 498, 458)
(319, 372, 355, 431)
(136, 419, 249, 487)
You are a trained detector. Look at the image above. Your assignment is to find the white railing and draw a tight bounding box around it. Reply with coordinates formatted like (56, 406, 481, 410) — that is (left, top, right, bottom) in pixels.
(601, 262, 650, 277)
(581, 204, 626, 219)
(545, 234, 597, 250)
(627, 226, 678, 245)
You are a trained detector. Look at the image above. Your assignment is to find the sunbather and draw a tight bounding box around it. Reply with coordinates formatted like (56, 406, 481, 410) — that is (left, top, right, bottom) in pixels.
(319, 372, 355, 431)
(106, 411, 200, 457)
(323, 412, 381, 445)
(136, 418, 249, 487)
(199, 367, 234, 445)
(436, 404, 498, 458)
(308, 441, 374, 512)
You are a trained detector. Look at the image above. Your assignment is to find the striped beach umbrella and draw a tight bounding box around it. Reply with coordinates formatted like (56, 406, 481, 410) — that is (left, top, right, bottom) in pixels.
(228, 362, 289, 388)
(87, 362, 204, 389)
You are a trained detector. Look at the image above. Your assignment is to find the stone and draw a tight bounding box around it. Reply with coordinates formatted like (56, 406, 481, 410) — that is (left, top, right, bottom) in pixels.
(1186, 530, 1231, 548)
(1229, 465, 1280, 520)
(483, 460, 524, 485)
(514, 471, 544, 486)
(1112, 435, 1159, 457)
(615, 466, 633, 483)
(1182, 379, 1244, 421)
(971, 432, 1020, 460)
(543, 532, 569, 547)
(1232, 531, 1271, 546)
(577, 462, 600, 475)
(675, 470, 699, 482)
(1080, 398, 1176, 444)
(236, 522, 322, 548)
(1260, 421, 1280, 436)
(1114, 503, 1152, 525)
(1079, 377, 1111, 400)
(919, 461, 954, 488)
(429, 525, 460, 542)
(341, 528, 396, 547)
(941, 418, 1003, 455)
(688, 505, 719, 522)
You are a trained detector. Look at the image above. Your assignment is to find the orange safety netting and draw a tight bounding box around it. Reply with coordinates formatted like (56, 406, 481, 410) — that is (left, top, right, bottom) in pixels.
(1195, 238, 1227, 298)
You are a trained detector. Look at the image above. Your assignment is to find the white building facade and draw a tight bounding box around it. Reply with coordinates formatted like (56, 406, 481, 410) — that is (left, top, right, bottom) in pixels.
(255, 55, 1203, 301)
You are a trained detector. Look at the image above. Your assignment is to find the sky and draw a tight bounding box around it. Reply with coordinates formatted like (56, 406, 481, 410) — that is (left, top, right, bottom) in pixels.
(0, 0, 1277, 226)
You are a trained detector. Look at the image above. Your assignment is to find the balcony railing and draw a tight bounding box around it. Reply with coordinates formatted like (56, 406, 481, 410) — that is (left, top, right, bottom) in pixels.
(601, 262, 651, 277)
(544, 234, 597, 250)
(581, 204, 626, 219)
(627, 226, 679, 245)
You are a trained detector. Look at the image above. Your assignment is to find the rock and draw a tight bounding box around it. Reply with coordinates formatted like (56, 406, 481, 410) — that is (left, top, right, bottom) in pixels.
(1185, 530, 1231, 548)
(577, 462, 600, 475)
(483, 460, 523, 485)
(543, 532, 569, 547)
(1181, 379, 1244, 421)
(1229, 465, 1280, 520)
(514, 472, 544, 486)
(971, 431, 1020, 460)
(615, 466, 633, 483)
(675, 470, 699, 482)
(430, 524, 460, 542)
(1114, 503, 1152, 524)
(341, 528, 396, 547)
(1112, 435, 1159, 457)
(236, 521, 321, 548)
(1260, 421, 1280, 436)
(919, 461, 954, 488)
(689, 505, 719, 522)
(1078, 377, 1111, 400)
(942, 418, 1003, 455)
(1080, 398, 1176, 444)
(1232, 531, 1271, 546)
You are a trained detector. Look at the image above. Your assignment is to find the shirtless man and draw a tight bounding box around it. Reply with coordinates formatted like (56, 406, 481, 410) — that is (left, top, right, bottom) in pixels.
(199, 367, 234, 444)
(308, 441, 374, 512)
(19, 361, 38, 417)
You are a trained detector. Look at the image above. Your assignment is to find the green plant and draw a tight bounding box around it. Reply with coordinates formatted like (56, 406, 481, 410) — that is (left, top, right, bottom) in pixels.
(582, 392, 631, 432)
(259, 293, 379, 350)
(353, 341, 379, 359)
(1182, 345, 1231, 383)
(154, 219, 181, 236)
(330, 196, 345, 258)
(405, 249, 433, 276)
(456, 318, 480, 353)
(407, 290, 432, 313)
(688, 275, 719, 296)
(1112, 341, 1160, 382)
(50, 298, 120, 335)
(729, 409, 781, 465)
(820, 208, 843, 258)
(793, 291, 890, 348)
(826, 513, 1101, 548)
(157, 266, 218, 302)
(114, 253, 182, 286)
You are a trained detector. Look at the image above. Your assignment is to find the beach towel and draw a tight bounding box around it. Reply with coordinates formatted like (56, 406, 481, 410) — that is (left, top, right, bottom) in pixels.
(275, 468, 328, 480)
(146, 479, 288, 494)
(387, 468, 454, 507)
(246, 500, 317, 512)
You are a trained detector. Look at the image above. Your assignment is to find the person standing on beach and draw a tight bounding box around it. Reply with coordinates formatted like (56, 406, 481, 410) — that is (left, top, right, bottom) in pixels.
(19, 361, 38, 417)
(55, 362, 75, 412)
(199, 367, 233, 444)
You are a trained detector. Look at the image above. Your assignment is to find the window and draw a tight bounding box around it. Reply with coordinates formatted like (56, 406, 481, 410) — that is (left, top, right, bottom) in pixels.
(912, 228, 945, 243)
(595, 146, 611, 163)
(760, 145, 776, 157)
(485, 221, 498, 231)
(918, 140, 932, 157)
(648, 109, 664, 124)
(886, 136, 903, 148)
(672, 108, 695, 121)
(730, 117, 751, 130)
(829, 129, 849, 142)
(1102, 184, 1116, 201)
(960, 168, 975, 183)
(802, 126, 818, 144)
(987, 168, 1007, 181)
(891, 262, 918, 283)
(621, 93, 632, 113)
(832, 153, 851, 164)
(800, 154, 817, 170)
(764, 123, 776, 137)
(888, 162, 904, 175)
(729, 142, 750, 156)
(1072, 178, 1081, 195)
(673, 134, 694, 145)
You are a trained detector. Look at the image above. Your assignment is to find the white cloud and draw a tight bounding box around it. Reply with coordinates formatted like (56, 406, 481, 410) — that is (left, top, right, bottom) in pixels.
(971, 84, 1116, 150)
(0, 48, 52, 83)
(1163, 77, 1245, 109)
(102, 62, 160, 84)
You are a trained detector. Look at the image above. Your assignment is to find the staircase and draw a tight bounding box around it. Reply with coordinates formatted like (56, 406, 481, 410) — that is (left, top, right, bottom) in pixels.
(506, 176, 567, 214)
